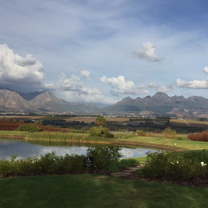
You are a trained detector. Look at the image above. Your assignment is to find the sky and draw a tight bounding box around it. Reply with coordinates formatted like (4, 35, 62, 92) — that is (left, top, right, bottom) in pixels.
(0, 0, 208, 105)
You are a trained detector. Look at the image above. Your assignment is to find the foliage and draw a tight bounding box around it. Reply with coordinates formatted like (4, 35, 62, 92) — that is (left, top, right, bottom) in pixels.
(188, 131, 208, 142)
(18, 125, 42, 132)
(33, 121, 43, 126)
(12, 119, 17, 122)
(0, 152, 85, 177)
(0, 148, 139, 177)
(163, 127, 176, 139)
(138, 150, 208, 181)
(1, 117, 10, 121)
(89, 127, 114, 138)
(89, 126, 101, 136)
(136, 130, 146, 136)
(95, 115, 106, 132)
(86, 146, 123, 170)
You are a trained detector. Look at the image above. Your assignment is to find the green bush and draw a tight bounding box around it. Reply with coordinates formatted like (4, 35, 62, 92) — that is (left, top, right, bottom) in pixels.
(0, 152, 85, 177)
(138, 150, 208, 181)
(33, 121, 43, 126)
(18, 125, 42, 132)
(86, 146, 123, 170)
(89, 127, 114, 138)
(89, 127, 101, 136)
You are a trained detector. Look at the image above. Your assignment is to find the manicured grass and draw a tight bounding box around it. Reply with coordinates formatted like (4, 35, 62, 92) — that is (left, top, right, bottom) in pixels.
(0, 174, 207, 208)
(0, 131, 29, 136)
(116, 136, 208, 150)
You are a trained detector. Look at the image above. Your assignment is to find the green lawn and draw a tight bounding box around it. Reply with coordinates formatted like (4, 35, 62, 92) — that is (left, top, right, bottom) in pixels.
(0, 174, 208, 208)
(1, 130, 208, 150)
(116, 136, 208, 150)
(0, 131, 29, 136)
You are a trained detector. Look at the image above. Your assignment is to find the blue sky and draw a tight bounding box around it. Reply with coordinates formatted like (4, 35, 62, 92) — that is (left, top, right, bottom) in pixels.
(0, 0, 208, 104)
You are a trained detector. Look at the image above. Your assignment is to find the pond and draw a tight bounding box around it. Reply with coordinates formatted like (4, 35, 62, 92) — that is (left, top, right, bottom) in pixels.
(0, 139, 158, 160)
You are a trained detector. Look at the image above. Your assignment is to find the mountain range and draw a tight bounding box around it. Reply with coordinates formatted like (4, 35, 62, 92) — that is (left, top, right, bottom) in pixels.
(1, 89, 208, 117)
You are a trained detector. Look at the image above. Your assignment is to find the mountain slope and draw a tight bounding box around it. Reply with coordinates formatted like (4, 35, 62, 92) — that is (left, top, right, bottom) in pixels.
(102, 92, 208, 117)
(0, 89, 98, 114)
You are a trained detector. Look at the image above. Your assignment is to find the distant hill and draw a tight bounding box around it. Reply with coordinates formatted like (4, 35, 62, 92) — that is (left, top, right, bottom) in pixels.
(0, 89, 99, 115)
(102, 92, 208, 118)
(1, 90, 208, 117)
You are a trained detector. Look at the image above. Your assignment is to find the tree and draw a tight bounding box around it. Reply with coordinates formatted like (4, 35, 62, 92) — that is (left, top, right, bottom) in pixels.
(33, 121, 43, 126)
(95, 115, 106, 133)
(163, 127, 176, 139)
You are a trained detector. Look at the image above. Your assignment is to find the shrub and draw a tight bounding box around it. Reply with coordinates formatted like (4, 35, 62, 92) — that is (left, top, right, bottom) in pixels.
(188, 131, 208, 142)
(33, 121, 43, 126)
(0, 152, 85, 177)
(138, 150, 208, 181)
(89, 127, 101, 136)
(101, 128, 109, 135)
(136, 130, 146, 136)
(89, 127, 114, 138)
(163, 127, 176, 139)
(18, 125, 42, 132)
(86, 146, 123, 170)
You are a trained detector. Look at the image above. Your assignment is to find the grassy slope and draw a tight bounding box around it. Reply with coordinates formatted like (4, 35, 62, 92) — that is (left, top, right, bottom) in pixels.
(0, 175, 208, 208)
(116, 136, 208, 150)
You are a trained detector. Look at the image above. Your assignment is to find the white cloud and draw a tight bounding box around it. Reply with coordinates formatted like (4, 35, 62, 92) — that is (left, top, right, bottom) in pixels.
(0, 44, 44, 91)
(74, 64, 90, 79)
(176, 79, 208, 89)
(203, 66, 208, 74)
(133, 42, 163, 62)
(58, 73, 83, 91)
(148, 82, 173, 92)
(59, 91, 118, 104)
(58, 73, 102, 95)
(101, 75, 149, 95)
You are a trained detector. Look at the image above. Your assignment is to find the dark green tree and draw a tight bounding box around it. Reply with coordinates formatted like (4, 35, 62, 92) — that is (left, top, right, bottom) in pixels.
(95, 115, 106, 133)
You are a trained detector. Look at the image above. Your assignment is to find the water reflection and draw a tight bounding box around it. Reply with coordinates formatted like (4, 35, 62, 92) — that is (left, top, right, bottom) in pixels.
(0, 139, 158, 160)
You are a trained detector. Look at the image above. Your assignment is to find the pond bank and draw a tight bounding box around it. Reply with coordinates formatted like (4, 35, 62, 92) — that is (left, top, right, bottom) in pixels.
(0, 135, 24, 139)
(0, 134, 186, 151)
(112, 141, 187, 151)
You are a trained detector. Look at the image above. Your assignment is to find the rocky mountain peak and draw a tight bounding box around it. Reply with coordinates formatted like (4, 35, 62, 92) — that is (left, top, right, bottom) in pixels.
(116, 96, 133, 104)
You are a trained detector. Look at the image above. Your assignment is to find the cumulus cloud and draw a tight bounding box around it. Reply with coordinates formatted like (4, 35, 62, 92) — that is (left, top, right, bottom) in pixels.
(133, 42, 163, 62)
(60, 91, 118, 105)
(58, 73, 83, 91)
(148, 82, 173, 92)
(58, 73, 102, 96)
(176, 79, 208, 89)
(203, 66, 208, 74)
(74, 64, 90, 79)
(0, 44, 44, 92)
(100, 75, 149, 95)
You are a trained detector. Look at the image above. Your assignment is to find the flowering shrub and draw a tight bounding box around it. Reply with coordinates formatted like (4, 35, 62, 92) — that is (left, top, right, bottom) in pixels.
(138, 150, 208, 181)
(188, 131, 208, 142)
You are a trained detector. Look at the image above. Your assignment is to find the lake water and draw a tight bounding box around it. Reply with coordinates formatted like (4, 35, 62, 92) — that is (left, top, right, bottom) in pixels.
(0, 139, 158, 160)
